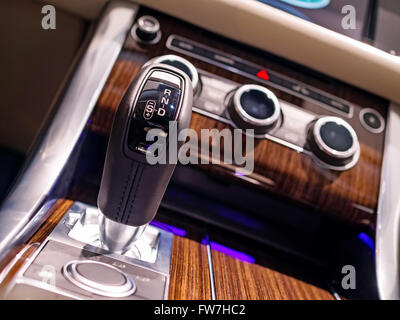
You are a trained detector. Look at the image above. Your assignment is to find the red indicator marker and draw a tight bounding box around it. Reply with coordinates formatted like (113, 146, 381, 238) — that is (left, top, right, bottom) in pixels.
(256, 69, 270, 81)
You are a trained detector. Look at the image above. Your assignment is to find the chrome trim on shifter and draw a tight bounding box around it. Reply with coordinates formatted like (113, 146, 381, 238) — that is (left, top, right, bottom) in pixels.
(143, 54, 200, 93)
(99, 212, 148, 254)
(0, 1, 138, 262)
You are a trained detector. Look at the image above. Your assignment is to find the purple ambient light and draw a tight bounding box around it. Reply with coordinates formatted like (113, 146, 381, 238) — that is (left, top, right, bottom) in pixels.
(358, 232, 375, 252)
(202, 238, 255, 264)
(150, 221, 187, 237)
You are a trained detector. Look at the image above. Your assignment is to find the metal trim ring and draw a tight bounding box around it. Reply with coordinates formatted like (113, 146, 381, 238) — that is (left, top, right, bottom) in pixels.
(310, 146, 360, 171)
(143, 54, 199, 93)
(233, 84, 281, 127)
(62, 260, 136, 298)
(137, 15, 160, 34)
(359, 108, 385, 134)
(313, 116, 359, 159)
(131, 24, 162, 45)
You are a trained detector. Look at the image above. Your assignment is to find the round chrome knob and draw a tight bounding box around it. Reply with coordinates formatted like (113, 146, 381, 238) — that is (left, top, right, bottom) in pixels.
(62, 260, 136, 297)
(309, 116, 360, 168)
(228, 84, 281, 134)
(132, 15, 161, 44)
(143, 55, 199, 93)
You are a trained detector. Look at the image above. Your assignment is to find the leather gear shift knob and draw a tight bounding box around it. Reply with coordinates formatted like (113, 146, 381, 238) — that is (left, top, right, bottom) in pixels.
(97, 63, 193, 251)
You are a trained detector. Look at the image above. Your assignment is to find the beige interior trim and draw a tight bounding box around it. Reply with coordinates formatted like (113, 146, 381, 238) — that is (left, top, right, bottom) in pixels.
(50, 0, 400, 104)
(44, 0, 108, 20)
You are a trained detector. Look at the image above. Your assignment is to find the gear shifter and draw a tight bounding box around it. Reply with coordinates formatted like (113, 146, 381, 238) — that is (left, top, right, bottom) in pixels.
(97, 63, 193, 253)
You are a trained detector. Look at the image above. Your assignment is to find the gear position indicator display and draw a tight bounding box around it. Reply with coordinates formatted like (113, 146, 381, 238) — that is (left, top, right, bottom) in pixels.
(127, 79, 181, 153)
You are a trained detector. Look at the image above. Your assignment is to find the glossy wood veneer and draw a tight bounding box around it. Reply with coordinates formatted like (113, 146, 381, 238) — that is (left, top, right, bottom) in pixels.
(168, 236, 211, 299)
(211, 250, 333, 300)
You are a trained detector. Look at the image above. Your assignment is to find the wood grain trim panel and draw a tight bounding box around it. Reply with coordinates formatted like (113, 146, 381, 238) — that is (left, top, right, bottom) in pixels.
(211, 250, 333, 300)
(169, 236, 212, 300)
(188, 112, 380, 226)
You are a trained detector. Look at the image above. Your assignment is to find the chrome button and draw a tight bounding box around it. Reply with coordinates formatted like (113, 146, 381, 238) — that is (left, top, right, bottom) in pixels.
(62, 260, 136, 297)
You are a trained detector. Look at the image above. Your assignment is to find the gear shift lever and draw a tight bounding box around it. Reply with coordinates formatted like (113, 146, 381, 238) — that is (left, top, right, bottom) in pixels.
(97, 63, 193, 253)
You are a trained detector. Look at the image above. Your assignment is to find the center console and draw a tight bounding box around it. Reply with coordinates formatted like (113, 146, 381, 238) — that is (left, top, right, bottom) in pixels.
(0, 1, 390, 300)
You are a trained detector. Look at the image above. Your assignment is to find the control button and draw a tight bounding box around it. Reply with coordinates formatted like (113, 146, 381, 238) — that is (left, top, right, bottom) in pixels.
(228, 84, 281, 134)
(62, 260, 136, 297)
(132, 16, 161, 44)
(309, 116, 360, 169)
(359, 108, 385, 134)
(144, 55, 199, 93)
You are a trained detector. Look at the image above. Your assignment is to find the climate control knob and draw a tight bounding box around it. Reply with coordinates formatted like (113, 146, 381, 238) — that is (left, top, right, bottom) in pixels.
(228, 84, 281, 134)
(309, 116, 360, 169)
